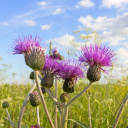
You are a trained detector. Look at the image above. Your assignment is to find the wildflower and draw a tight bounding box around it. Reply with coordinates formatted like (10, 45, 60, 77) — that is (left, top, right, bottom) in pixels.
(41, 56, 61, 88)
(11, 35, 45, 70)
(58, 60, 85, 93)
(50, 48, 64, 60)
(29, 91, 41, 107)
(31, 125, 42, 128)
(2, 101, 9, 108)
(79, 43, 116, 82)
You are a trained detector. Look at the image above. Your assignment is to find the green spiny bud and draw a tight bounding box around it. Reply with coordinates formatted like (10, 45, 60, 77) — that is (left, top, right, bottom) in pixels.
(60, 93, 68, 102)
(41, 73, 54, 88)
(41, 87, 46, 94)
(73, 123, 81, 128)
(29, 91, 41, 107)
(2, 101, 9, 108)
(29, 71, 35, 80)
(25, 47, 45, 70)
(87, 64, 101, 82)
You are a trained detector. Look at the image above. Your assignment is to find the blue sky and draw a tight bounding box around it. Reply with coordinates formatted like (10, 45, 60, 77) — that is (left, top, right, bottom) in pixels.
(0, 0, 128, 84)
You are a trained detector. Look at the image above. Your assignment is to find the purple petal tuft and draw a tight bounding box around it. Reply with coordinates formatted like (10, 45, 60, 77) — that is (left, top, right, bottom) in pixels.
(10, 35, 42, 54)
(58, 59, 85, 81)
(79, 43, 116, 69)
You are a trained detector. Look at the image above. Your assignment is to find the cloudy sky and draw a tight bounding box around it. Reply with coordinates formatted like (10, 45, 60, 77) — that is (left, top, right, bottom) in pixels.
(0, 0, 128, 84)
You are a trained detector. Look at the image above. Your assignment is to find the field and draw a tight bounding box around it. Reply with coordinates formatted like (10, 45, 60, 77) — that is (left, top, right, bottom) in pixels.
(0, 79, 128, 128)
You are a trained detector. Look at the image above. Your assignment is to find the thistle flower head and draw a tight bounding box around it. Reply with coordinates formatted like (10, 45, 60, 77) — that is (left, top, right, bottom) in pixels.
(25, 46, 45, 70)
(52, 48, 58, 54)
(58, 59, 85, 81)
(11, 35, 42, 54)
(42, 55, 61, 76)
(50, 48, 64, 60)
(58, 59, 85, 93)
(79, 43, 116, 71)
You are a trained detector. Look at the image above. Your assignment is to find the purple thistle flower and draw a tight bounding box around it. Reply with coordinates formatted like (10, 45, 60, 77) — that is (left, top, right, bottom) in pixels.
(42, 55, 61, 76)
(79, 43, 116, 82)
(31, 125, 42, 128)
(11, 35, 42, 54)
(50, 48, 64, 60)
(79, 43, 116, 72)
(58, 59, 85, 93)
(41, 55, 61, 88)
(58, 59, 85, 81)
(51, 48, 58, 54)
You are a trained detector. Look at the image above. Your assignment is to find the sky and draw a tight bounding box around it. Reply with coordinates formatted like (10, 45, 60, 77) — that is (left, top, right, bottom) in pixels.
(0, 0, 128, 84)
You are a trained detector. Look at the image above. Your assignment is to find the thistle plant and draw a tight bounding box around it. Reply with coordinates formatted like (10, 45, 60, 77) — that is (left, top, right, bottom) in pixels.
(8, 35, 119, 128)
(2, 101, 14, 128)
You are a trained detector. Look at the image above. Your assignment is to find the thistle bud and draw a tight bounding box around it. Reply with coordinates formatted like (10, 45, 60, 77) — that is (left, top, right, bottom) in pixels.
(73, 123, 80, 128)
(60, 93, 68, 102)
(41, 73, 54, 88)
(29, 91, 41, 107)
(50, 49, 64, 60)
(29, 71, 35, 80)
(25, 47, 45, 70)
(41, 87, 46, 94)
(63, 78, 75, 93)
(2, 101, 9, 108)
(87, 64, 101, 82)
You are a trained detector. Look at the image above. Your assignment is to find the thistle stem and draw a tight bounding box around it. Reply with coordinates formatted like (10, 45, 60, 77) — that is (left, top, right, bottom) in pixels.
(36, 106, 40, 126)
(34, 71, 55, 128)
(112, 94, 128, 128)
(6, 108, 14, 128)
(66, 82, 92, 107)
(55, 78, 58, 128)
(45, 88, 64, 107)
(61, 104, 68, 128)
(18, 82, 36, 128)
(88, 95, 92, 128)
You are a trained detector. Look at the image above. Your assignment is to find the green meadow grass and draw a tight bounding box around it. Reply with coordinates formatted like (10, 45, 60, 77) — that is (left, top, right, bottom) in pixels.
(0, 80, 128, 128)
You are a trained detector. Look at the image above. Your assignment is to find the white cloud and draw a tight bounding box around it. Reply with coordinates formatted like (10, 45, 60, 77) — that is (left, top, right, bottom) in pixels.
(101, 0, 128, 8)
(37, 1, 48, 6)
(116, 48, 128, 61)
(78, 13, 128, 45)
(24, 20, 36, 26)
(40, 24, 51, 30)
(47, 34, 75, 47)
(53, 8, 65, 15)
(0, 21, 9, 26)
(76, 0, 94, 8)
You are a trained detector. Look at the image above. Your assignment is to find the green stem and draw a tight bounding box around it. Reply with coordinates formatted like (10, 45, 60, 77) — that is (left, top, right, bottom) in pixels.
(66, 82, 92, 107)
(55, 78, 58, 128)
(34, 71, 55, 128)
(36, 106, 40, 126)
(18, 82, 36, 128)
(6, 108, 14, 128)
(62, 105, 68, 128)
(112, 94, 128, 128)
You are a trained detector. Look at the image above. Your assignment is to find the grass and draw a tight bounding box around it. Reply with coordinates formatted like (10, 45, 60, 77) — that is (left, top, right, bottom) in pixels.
(0, 79, 128, 128)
